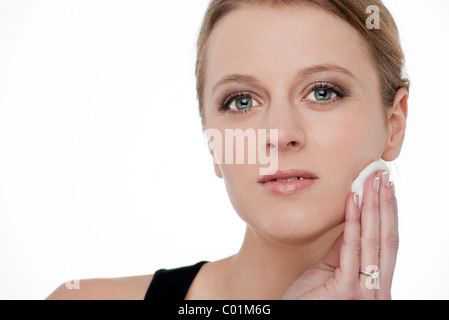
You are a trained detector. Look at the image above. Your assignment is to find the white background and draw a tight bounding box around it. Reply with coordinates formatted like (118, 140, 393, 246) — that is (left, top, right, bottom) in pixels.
(0, 0, 448, 300)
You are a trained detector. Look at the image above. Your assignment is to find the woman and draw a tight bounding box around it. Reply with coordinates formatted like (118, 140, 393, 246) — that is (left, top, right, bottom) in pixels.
(47, 0, 408, 300)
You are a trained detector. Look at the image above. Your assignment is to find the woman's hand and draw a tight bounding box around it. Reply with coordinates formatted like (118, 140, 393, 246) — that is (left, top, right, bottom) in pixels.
(282, 170, 398, 300)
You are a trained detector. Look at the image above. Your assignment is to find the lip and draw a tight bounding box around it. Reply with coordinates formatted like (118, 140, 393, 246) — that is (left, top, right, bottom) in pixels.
(258, 169, 318, 195)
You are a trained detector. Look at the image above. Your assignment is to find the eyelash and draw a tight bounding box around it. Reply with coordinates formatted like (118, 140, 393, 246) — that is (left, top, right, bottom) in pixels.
(219, 91, 256, 116)
(306, 82, 348, 106)
(219, 82, 348, 116)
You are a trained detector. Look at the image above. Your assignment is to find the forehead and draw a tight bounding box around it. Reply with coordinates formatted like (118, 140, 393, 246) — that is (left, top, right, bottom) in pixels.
(204, 4, 375, 94)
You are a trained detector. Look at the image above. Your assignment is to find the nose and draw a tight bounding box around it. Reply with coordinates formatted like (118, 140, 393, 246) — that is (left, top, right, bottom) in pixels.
(263, 98, 305, 153)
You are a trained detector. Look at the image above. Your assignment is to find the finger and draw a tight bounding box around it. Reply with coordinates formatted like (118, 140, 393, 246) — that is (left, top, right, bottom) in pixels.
(359, 172, 381, 296)
(337, 192, 361, 287)
(377, 175, 399, 300)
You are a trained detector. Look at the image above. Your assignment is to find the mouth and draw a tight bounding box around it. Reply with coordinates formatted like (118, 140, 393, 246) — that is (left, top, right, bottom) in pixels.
(258, 169, 318, 195)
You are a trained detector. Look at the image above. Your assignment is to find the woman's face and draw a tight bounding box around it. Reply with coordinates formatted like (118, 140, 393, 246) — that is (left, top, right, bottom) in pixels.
(202, 5, 391, 245)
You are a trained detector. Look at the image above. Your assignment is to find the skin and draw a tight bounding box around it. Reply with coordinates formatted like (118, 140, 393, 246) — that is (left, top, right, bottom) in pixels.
(46, 4, 407, 300)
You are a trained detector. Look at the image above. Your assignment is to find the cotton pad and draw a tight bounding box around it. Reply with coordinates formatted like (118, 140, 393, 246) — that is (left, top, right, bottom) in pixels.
(351, 160, 389, 211)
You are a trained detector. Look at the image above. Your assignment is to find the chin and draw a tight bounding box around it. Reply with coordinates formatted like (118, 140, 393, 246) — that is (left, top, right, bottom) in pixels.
(238, 203, 344, 247)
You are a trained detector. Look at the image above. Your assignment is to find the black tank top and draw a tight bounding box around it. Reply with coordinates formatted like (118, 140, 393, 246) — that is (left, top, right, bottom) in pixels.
(144, 261, 208, 300)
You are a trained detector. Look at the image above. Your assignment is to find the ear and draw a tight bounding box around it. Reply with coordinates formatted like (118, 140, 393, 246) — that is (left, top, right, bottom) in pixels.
(214, 163, 223, 179)
(382, 87, 409, 161)
(208, 145, 223, 179)
(203, 127, 224, 179)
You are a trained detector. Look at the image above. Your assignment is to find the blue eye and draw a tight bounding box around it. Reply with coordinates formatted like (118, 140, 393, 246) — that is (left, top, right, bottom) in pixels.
(315, 89, 334, 101)
(220, 91, 261, 115)
(230, 97, 253, 110)
(310, 88, 336, 102)
(305, 82, 347, 105)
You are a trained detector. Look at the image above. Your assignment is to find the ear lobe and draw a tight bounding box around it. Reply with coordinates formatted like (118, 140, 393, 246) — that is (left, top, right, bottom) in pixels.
(208, 146, 223, 179)
(382, 87, 409, 161)
(213, 162, 223, 179)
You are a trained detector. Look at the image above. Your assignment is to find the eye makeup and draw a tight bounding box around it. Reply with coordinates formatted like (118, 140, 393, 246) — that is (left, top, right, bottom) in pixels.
(303, 81, 348, 107)
(220, 91, 259, 113)
(217, 80, 350, 116)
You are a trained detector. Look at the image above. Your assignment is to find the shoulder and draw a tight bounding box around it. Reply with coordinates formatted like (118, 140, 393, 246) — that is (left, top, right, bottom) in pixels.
(46, 274, 154, 300)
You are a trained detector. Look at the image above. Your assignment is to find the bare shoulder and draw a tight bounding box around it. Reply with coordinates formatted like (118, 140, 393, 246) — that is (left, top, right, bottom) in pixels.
(46, 274, 154, 300)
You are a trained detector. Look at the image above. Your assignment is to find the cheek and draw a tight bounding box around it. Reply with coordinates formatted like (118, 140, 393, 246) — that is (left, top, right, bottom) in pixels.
(311, 106, 387, 164)
(220, 164, 266, 232)
(220, 164, 256, 206)
(305, 107, 387, 202)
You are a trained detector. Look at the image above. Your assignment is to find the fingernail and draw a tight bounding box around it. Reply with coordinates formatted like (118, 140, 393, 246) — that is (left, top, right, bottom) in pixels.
(389, 181, 395, 197)
(353, 192, 359, 208)
(373, 177, 380, 192)
(382, 171, 390, 187)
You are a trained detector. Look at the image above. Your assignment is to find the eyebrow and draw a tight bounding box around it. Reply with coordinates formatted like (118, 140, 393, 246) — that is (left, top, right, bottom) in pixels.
(212, 64, 357, 94)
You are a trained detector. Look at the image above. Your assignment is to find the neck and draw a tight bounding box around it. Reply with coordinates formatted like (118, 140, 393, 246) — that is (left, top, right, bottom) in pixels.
(225, 223, 344, 299)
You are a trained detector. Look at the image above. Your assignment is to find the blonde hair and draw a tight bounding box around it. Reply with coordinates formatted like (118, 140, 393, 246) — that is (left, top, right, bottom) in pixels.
(195, 0, 410, 126)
